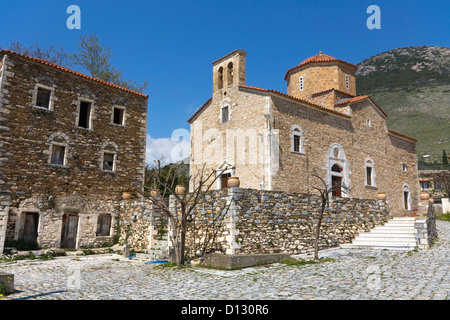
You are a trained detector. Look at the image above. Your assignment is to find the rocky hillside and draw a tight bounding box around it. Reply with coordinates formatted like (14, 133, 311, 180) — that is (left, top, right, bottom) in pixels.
(356, 46, 450, 164)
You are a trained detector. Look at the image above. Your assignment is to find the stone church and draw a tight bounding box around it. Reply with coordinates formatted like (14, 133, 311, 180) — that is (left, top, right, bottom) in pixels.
(188, 49, 419, 216)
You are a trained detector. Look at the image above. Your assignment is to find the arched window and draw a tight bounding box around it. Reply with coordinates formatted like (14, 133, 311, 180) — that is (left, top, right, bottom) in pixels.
(365, 158, 376, 187)
(290, 125, 305, 154)
(227, 62, 234, 86)
(327, 143, 349, 198)
(402, 184, 411, 211)
(218, 66, 224, 90)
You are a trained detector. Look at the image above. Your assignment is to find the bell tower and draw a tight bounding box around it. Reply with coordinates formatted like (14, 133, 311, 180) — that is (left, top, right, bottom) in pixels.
(212, 49, 246, 96)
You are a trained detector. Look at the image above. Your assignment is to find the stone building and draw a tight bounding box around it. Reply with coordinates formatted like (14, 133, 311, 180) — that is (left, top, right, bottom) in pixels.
(0, 50, 148, 253)
(188, 50, 419, 216)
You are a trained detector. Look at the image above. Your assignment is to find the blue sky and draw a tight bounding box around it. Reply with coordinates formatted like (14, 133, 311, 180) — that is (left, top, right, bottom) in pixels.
(1, 0, 449, 163)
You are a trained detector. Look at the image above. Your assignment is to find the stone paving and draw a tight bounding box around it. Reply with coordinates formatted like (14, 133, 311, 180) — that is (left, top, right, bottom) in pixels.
(1, 221, 449, 300)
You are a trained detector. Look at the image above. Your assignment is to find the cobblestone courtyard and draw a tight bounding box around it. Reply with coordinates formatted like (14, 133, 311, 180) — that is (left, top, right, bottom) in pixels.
(1, 221, 448, 301)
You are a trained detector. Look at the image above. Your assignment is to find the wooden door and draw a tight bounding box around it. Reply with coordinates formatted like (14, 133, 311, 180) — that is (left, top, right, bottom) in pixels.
(331, 175, 342, 197)
(23, 213, 39, 243)
(61, 214, 79, 248)
(221, 173, 231, 189)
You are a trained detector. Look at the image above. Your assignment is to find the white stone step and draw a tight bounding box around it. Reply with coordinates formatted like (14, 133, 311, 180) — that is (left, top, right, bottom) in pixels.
(352, 238, 416, 245)
(340, 243, 416, 250)
(369, 229, 415, 234)
(372, 226, 415, 231)
(391, 217, 416, 220)
(340, 216, 418, 250)
(357, 233, 416, 240)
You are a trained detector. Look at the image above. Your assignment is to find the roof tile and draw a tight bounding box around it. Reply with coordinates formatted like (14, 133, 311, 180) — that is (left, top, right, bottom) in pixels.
(284, 53, 358, 80)
(0, 49, 148, 98)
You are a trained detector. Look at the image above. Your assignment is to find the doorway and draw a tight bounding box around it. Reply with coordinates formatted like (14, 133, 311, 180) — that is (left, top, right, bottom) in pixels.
(221, 173, 231, 189)
(331, 175, 342, 197)
(23, 212, 39, 244)
(61, 213, 79, 249)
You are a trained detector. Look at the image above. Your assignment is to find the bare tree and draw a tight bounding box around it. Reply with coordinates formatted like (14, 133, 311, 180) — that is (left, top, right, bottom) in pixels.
(72, 34, 149, 93)
(8, 41, 73, 66)
(4, 35, 148, 93)
(311, 171, 350, 260)
(133, 160, 226, 265)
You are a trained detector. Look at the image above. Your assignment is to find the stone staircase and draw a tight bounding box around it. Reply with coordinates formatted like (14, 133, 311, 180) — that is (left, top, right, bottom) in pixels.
(144, 235, 169, 260)
(341, 217, 417, 250)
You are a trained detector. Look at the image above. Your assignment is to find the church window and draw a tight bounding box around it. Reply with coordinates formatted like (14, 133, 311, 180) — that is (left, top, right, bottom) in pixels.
(346, 75, 349, 89)
(299, 76, 304, 91)
(290, 125, 305, 154)
(365, 158, 376, 187)
(222, 105, 229, 123)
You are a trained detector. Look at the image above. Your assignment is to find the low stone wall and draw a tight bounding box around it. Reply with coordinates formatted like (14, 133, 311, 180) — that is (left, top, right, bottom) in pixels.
(138, 188, 391, 259)
(414, 202, 438, 249)
(204, 253, 289, 269)
(233, 188, 390, 254)
(118, 199, 167, 252)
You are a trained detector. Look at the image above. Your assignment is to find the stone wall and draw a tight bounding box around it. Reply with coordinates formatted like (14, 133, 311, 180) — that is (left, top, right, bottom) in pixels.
(232, 188, 390, 254)
(122, 188, 391, 258)
(414, 202, 438, 249)
(118, 199, 167, 252)
(0, 192, 11, 254)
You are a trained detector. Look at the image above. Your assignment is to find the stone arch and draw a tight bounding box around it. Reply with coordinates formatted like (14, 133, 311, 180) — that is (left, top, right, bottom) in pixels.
(16, 197, 45, 244)
(402, 183, 411, 211)
(218, 66, 224, 90)
(327, 143, 350, 197)
(227, 62, 234, 86)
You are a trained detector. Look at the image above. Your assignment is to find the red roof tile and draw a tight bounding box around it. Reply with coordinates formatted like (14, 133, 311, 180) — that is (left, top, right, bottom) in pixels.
(334, 95, 388, 118)
(284, 53, 358, 80)
(238, 85, 352, 119)
(311, 88, 356, 97)
(0, 49, 148, 98)
(187, 86, 352, 123)
(387, 129, 418, 142)
(187, 98, 212, 123)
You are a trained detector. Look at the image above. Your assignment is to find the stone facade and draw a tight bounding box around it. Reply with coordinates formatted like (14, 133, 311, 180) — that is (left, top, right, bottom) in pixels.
(0, 50, 148, 253)
(188, 50, 419, 216)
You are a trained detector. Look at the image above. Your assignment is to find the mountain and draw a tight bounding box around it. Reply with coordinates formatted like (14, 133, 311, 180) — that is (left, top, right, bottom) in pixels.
(355, 46, 450, 165)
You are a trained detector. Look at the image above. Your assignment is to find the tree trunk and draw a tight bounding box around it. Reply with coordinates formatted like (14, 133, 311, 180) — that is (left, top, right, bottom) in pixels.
(314, 199, 326, 260)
